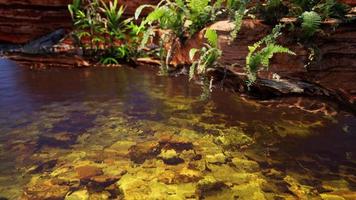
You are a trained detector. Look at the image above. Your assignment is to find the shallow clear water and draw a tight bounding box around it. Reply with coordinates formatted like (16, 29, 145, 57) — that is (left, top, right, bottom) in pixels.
(0, 59, 355, 199)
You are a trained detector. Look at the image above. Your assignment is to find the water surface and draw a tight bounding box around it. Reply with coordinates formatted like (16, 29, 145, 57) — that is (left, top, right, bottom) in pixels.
(0, 59, 355, 199)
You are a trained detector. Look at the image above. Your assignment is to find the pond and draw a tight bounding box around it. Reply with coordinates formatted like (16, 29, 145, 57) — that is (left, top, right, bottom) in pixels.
(0, 58, 355, 199)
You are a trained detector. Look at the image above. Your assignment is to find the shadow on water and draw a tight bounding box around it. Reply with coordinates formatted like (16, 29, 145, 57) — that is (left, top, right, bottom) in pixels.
(0, 58, 355, 199)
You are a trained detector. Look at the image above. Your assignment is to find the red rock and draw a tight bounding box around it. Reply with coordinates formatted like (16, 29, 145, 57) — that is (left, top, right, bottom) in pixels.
(0, 0, 159, 44)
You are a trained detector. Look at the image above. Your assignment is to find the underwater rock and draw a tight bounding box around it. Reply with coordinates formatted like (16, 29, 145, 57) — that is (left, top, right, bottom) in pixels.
(231, 157, 260, 173)
(206, 153, 227, 165)
(284, 175, 318, 199)
(38, 132, 77, 148)
(214, 128, 254, 150)
(320, 193, 346, 200)
(128, 141, 160, 164)
(23, 179, 70, 200)
(102, 161, 131, 177)
(231, 181, 267, 200)
(157, 133, 194, 152)
(27, 159, 58, 174)
(75, 166, 103, 180)
(321, 179, 350, 192)
(116, 173, 151, 199)
(197, 176, 226, 197)
(88, 192, 111, 200)
(105, 140, 136, 158)
(65, 190, 89, 200)
(158, 149, 184, 165)
(86, 175, 123, 193)
(209, 164, 261, 186)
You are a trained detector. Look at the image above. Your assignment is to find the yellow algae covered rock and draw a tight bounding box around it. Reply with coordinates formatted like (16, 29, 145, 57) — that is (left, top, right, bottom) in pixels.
(88, 191, 111, 200)
(231, 157, 260, 173)
(231, 181, 267, 200)
(197, 176, 226, 195)
(320, 193, 346, 200)
(23, 177, 70, 200)
(65, 190, 89, 200)
(206, 153, 227, 164)
(105, 140, 136, 158)
(214, 127, 254, 150)
(158, 149, 184, 165)
(284, 175, 318, 199)
(128, 141, 161, 164)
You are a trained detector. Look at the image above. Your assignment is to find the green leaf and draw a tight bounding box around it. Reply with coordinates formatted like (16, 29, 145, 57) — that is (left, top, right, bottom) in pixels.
(189, 48, 199, 61)
(100, 57, 119, 64)
(145, 6, 167, 24)
(135, 4, 155, 20)
(204, 28, 218, 48)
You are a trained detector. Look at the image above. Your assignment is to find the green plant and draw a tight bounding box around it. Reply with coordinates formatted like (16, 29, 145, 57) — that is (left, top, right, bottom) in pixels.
(186, 0, 223, 36)
(68, 0, 149, 64)
(137, 0, 185, 39)
(257, 0, 288, 25)
(292, 0, 349, 19)
(245, 24, 296, 85)
(68, 0, 103, 55)
(135, 0, 186, 74)
(135, 0, 224, 75)
(313, 0, 350, 20)
(100, 0, 129, 53)
(300, 11, 322, 38)
(68, 0, 82, 19)
(189, 28, 222, 98)
(228, 0, 249, 42)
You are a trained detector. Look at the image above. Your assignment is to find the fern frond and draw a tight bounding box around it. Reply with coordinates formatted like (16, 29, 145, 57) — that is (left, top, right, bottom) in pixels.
(301, 11, 321, 37)
(145, 6, 168, 24)
(260, 44, 296, 67)
(204, 29, 218, 48)
(230, 5, 245, 42)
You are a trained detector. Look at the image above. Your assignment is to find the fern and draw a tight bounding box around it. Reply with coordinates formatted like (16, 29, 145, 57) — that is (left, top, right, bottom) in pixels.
(301, 11, 321, 37)
(230, 4, 246, 42)
(205, 28, 218, 48)
(245, 25, 296, 85)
